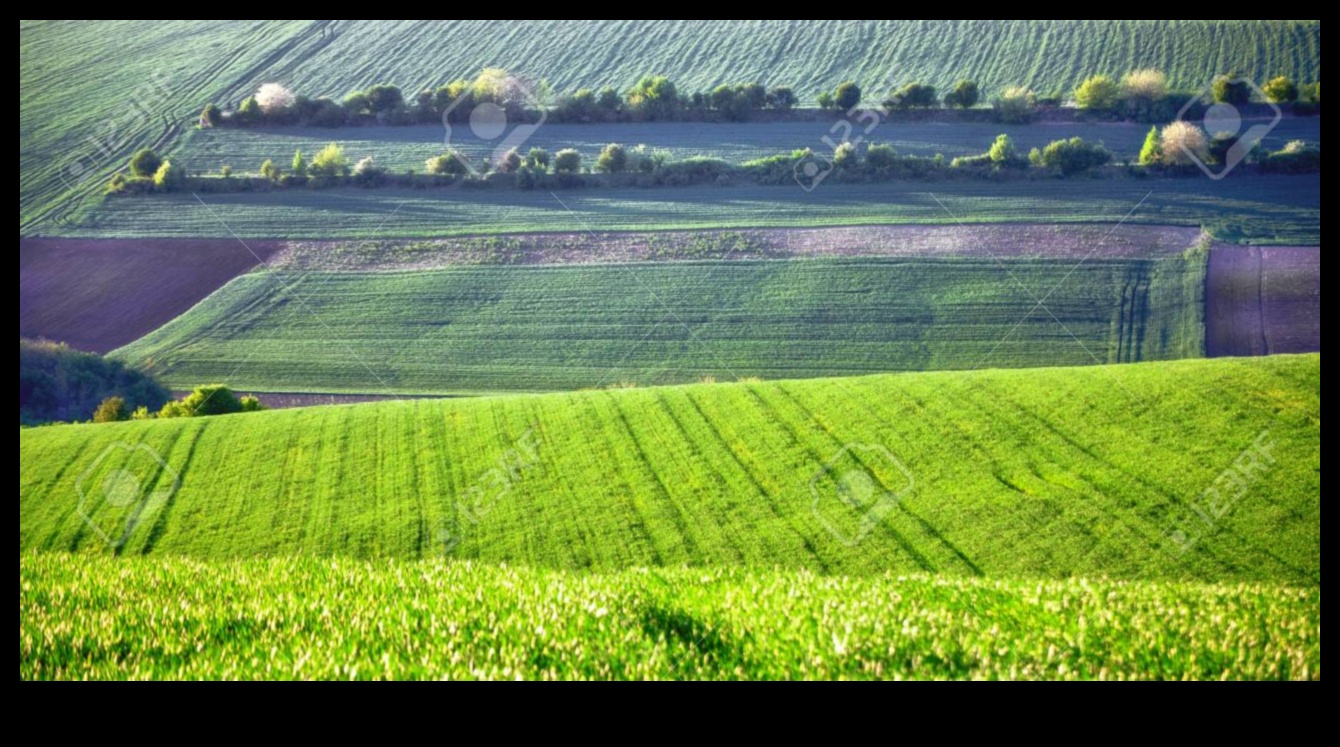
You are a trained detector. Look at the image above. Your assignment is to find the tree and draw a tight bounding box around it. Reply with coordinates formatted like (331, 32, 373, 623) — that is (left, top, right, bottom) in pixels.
(1262, 76, 1299, 104)
(199, 103, 222, 128)
(260, 159, 279, 182)
(554, 149, 583, 174)
(596, 143, 629, 173)
(832, 142, 859, 169)
(988, 134, 1017, 165)
(1075, 76, 1120, 110)
(993, 87, 1038, 124)
(365, 84, 405, 114)
(353, 156, 386, 185)
(597, 88, 623, 113)
(626, 76, 680, 120)
(817, 92, 835, 110)
(1160, 122, 1210, 166)
(425, 152, 470, 176)
(92, 396, 127, 424)
(1035, 138, 1112, 175)
(309, 143, 349, 178)
(738, 83, 768, 110)
(865, 143, 898, 169)
(1121, 70, 1168, 103)
(177, 385, 244, 417)
(129, 149, 162, 178)
(152, 160, 186, 191)
(343, 91, 373, 116)
(255, 83, 296, 115)
(943, 80, 980, 109)
(767, 87, 798, 112)
(237, 96, 261, 124)
(888, 82, 938, 109)
(834, 82, 862, 111)
(1138, 126, 1162, 166)
(528, 148, 552, 171)
(291, 150, 307, 178)
(1212, 76, 1253, 106)
(497, 148, 523, 174)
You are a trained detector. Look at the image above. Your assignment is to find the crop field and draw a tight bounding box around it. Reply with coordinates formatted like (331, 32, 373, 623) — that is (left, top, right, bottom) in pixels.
(20, 555, 1320, 681)
(71, 176, 1321, 245)
(174, 118, 1324, 173)
(20, 355, 1320, 584)
(21, 20, 1320, 233)
(112, 253, 1207, 395)
(20, 238, 279, 354)
(1206, 248, 1321, 358)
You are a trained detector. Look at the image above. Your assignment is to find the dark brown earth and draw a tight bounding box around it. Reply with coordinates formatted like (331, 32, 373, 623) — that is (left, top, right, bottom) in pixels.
(20, 238, 280, 354)
(1206, 246, 1320, 358)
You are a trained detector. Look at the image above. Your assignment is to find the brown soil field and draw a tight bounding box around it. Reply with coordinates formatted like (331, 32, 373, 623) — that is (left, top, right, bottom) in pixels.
(20, 239, 279, 354)
(1207, 246, 1320, 358)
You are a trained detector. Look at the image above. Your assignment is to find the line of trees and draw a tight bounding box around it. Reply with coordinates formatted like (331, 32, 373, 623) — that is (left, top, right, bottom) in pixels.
(202, 71, 1318, 131)
(95, 385, 265, 423)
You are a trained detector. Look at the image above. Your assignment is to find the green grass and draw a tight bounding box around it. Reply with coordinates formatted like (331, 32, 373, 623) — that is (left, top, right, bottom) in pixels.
(21, 20, 1321, 234)
(20, 554, 1320, 681)
(112, 254, 1207, 395)
(176, 118, 1324, 172)
(68, 177, 1321, 245)
(20, 356, 1321, 584)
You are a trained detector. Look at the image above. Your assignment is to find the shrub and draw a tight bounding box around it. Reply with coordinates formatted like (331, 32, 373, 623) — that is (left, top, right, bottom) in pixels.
(554, 149, 583, 174)
(92, 397, 127, 424)
(832, 142, 859, 169)
(1212, 76, 1253, 106)
(176, 385, 245, 418)
(1160, 122, 1210, 166)
(865, 143, 898, 170)
(352, 156, 386, 186)
(199, 103, 221, 128)
(834, 82, 862, 111)
(1262, 76, 1299, 104)
(129, 149, 162, 178)
(988, 134, 1017, 164)
(816, 92, 835, 110)
(596, 143, 629, 173)
(1259, 141, 1320, 174)
(343, 91, 372, 117)
(255, 83, 296, 115)
(219, 165, 233, 179)
(1138, 126, 1162, 166)
(365, 84, 405, 115)
(131, 407, 152, 421)
(597, 88, 623, 113)
(1075, 75, 1120, 111)
(105, 173, 129, 195)
(237, 96, 261, 124)
(993, 87, 1038, 124)
(310, 143, 349, 178)
(497, 148, 523, 175)
(626, 76, 680, 120)
(767, 87, 798, 111)
(425, 152, 470, 176)
(943, 80, 980, 109)
(260, 159, 279, 182)
(1035, 138, 1112, 175)
(240, 396, 266, 413)
(527, 148, 551, 171)
(291, 150, 307, 178)
(152, 160, 186, 191)
(1121, 70, 1168, 103)
(888, 82, 938, 109)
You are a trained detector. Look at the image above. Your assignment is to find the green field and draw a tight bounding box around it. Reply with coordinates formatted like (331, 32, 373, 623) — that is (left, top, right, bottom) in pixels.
(21, 20, 1321, 234)
(69, 177, 1321, 245)
(21, 356, 1320, 583)
(113, 253, 1207, 395)
(20, 555, 1320, 681)
(175, 118, 1325, 173)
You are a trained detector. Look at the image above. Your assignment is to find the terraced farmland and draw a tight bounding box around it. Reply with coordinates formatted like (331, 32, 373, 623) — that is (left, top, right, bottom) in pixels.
(20, 355, 1321, 584)
(173, 117, 1324, 173)
(20, 555, 1321, 681)
(113, 251, 1207, 395)
(73, 177, 1321, 245)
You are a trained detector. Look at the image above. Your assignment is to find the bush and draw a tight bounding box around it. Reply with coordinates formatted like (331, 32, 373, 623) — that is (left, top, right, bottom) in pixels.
(817, 92, 835, 110)
(152, 160, 186, 191)
(988, 134, 1017, 164)
(240, 396, 266, 413)
(1035, 138, 1112, 175)
(1139, 126, 1162, 166)
(237, 96, 262, 125)
(1121, 70, 1168, 103)
(834, 82, 862, 111)
(129, 149, 162, 178)
(1262, 76, 1299, 104)
(767, 87, 798, 111)
(260, 159, 279, 182)
(425, 152, 471, 176)
(554, 149, 583, 174)
(1259, 141, 1320, 174)
(527, 148, 551, 171)
(626, 76, 680, 121)
(596, 143, 629, 173)
(1160, 122, 1210, 166)
(352, 156, 386, 186)
(92, 397, 127, 424)
(865, 143, 898, 170)
(943, 80, 980, 109)
(309, 143, 349, 178)
(832, 142, 859, 169)
(1212, 76, 1253, 106)
(887, 82, 938, 109)
(993, 87, 1038, 124)
(256, 83, 296, 115)
(176, 385, 245, 418)
(200, 103, 221, 128)
(1075, 75, 1120, 111)
(365, 84, 405, 115)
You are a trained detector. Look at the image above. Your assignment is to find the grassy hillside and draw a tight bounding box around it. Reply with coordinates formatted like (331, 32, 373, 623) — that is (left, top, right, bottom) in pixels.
(176, 118, 1324, 172)
(21, 20, 1321, 234)
(20, 554, 1320, 681)
(20, 356, 1320, 584)
(70, 177, 1321, 245)
(112, 254, 1207, 394)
